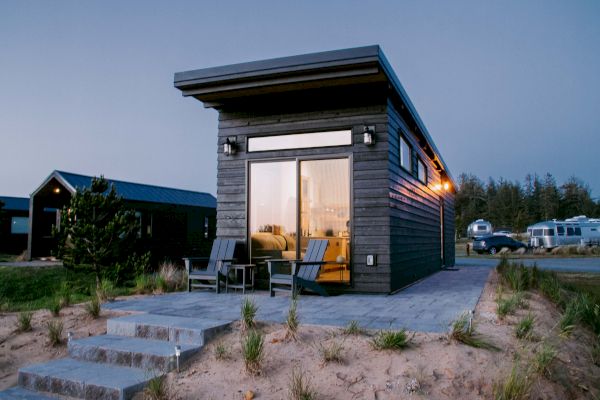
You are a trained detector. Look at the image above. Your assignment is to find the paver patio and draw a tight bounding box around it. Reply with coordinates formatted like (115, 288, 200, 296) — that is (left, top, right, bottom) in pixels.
(105, 266, 491, 333)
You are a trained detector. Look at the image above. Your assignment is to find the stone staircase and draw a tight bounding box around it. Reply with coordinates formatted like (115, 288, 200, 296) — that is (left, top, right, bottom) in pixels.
(0, 314, 232, 400)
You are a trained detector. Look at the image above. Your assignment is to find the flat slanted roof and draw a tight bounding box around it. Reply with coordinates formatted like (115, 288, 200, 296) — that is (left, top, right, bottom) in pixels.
(174, 45, 453, 184)
(33, 171, 216, 208)
(0, 196, 29, 211)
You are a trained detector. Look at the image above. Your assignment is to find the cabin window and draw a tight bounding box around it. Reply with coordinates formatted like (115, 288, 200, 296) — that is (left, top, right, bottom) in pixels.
(532, 229, 543, 236)
(557, 226, 565, 235)
(399, 135, 411, 171)
(247, 130, 351, 152)
(417, 158, 427, 184)
(544, 229, 555, 236)
(11, 217, 28, 234)
(566, 227, 575, 236)
(575, 227, 582, 236)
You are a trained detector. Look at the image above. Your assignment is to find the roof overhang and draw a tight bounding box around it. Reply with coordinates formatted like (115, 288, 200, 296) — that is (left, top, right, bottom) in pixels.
(30, 170, 77, 198)
(174, 45, 454, 187)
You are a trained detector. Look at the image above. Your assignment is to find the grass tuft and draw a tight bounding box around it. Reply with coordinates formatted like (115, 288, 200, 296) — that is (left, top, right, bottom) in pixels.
(343, 320, 366, 335)
(58, 281, 72, 307)
(559, 297, 581, 336)
(48, 297, 62, 317)
(450, 311, 499, 351)
(214, 342, 228, 360)
(46, 319, 63, 346)
(96, 279, 116, 302)
(16, 311, 33, 332)
(493, 363, 531, 400)
(288, 366, 315, 400)
(285, 298, 300, 340)
(143, 374, 167, 400)
(241, 329, 264, 375)
(85, 295, 101, 319)
(514, 313, 534, 339)
(370, 329, 410, 351)
(241, 297, 258, 331)
(317, 340, 344, 364)
(134, 274, 155, 294)
(532, 342, 557, 377)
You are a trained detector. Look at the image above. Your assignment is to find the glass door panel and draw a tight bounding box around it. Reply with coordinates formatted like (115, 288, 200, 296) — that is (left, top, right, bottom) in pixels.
(249, 161, 297, 260)
(300, 159, 350, 283)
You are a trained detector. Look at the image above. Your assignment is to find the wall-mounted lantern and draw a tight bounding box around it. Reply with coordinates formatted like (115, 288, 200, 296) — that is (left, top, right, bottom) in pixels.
(363, 126, 375, 146)
(223, 137, 237, 156)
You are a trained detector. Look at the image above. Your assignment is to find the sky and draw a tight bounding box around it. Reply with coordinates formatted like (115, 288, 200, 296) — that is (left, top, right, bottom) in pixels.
(1, 0, 599, 198)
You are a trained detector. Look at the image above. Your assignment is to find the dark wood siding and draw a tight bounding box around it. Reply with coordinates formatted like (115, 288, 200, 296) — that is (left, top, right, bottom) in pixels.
(215, 87, 392, 293)
(387, 99, 455, 292)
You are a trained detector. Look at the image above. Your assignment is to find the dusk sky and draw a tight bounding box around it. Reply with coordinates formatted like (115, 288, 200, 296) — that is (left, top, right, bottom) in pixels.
(1, 1, 599, 198)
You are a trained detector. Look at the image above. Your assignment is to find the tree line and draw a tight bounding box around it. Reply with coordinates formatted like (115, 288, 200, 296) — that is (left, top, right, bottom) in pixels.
(455, 173, 600, 237)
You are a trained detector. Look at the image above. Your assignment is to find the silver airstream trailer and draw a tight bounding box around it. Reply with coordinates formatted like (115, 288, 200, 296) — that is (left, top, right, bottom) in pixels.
(527, 216, 600, 249)
(467, 219, 493, 238)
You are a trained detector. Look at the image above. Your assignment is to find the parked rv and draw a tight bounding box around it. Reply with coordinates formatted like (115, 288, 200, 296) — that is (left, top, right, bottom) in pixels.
(527, 216, 600, 249)
(467, 219, 493, 238)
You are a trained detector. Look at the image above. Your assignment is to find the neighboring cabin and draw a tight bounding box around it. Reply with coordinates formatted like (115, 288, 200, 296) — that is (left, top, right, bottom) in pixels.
(27, 170, 217, 262)
(0, 196, 30, 255)
(175, 45, 455, 293)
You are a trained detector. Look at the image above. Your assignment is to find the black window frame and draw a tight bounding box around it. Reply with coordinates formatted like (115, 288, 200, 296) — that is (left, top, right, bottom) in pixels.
(416, 157, 427, 184)
(398, 132, 412, 173)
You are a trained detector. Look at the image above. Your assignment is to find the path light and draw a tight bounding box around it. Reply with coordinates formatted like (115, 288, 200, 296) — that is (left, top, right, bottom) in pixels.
(67, 332, 73, 342)
(363, 126, 375, 146)
(174, 345, 181, 372)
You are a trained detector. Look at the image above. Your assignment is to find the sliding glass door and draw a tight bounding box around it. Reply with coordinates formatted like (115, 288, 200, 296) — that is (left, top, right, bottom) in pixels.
(249, 158, 350, 284)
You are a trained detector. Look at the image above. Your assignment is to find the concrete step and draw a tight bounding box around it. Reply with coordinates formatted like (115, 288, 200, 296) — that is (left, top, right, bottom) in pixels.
(18, 358, 159, 400)
(68, 334, 200, 371)
(0, 387, 56, 399)
(107, 314, 232, 345)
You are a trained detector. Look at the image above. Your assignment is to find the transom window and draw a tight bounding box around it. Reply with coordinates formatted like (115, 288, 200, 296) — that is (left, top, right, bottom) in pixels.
(247, 130, 351, 152)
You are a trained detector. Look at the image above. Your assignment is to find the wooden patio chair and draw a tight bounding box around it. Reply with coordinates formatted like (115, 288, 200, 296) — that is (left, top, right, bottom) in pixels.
(185, 238, 237, 293)
(267, 239, 329, 297)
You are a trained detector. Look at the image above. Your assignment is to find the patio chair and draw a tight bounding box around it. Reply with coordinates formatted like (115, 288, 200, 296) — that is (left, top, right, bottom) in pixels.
(267, 239, 329, 297)
(185, 238, 237, 293)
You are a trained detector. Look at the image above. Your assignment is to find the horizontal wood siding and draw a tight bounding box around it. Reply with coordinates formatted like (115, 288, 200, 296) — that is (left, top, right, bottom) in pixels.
(387, 99, 453, 292)
(215, 87, 391, 293)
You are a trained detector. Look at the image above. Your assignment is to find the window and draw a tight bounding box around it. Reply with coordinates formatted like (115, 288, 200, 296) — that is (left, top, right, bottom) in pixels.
(417, 158, 427, 183)
(566, 227, 574, 236)
(557, 226, 565, 235)
(574, 227, 582, 236)
(11, 217, 28, 234)
(247, 130, 351, 152)
(477, 225, 487, 231)
(399, 135, 411, 171)
(532, 229, 543, 236)
(544, 229, 555, 236)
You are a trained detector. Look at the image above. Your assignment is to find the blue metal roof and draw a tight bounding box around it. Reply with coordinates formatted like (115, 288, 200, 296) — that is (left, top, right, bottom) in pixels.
(54, 171, 216, 208)
(0, 196, 29, 211)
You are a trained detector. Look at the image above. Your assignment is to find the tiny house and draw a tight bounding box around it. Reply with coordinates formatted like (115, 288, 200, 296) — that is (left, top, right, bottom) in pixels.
(27, 170, 217, 261)
(0, 196, 30, 255)
(175, 46, 455, 293)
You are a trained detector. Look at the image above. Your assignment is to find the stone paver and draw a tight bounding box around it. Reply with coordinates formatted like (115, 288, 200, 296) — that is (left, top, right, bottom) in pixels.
(105, 266, 491, 332)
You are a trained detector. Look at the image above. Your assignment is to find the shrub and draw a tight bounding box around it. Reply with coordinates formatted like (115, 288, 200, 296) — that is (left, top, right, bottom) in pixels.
(317, 340, 344, 364)
(285, 298, 300, 340)
(343, 320, 366, 335)
(288, 366, 315, 400)
(533, 342, 556, 377)
(241, 330, 264, 375)
(144, 374, 167, 400)
(85, 296, 101, 319)
(48, 297, 62, 317)
(515, 313, 534, 339)
(450, 312, 499, 351)
(241, 297, 258, 331)
(134, 274, 154, 294)
(493, 363, 531, 400)
(46, 319, 64, 346)
(370, 329, 410, 351)
(16, 311, 33, 332)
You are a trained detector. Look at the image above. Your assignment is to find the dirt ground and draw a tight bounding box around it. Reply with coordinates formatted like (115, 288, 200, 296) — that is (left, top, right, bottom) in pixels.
(159, 270, 600, 400)
(0, 304, 130, 390)
(1, 272, 599, 399)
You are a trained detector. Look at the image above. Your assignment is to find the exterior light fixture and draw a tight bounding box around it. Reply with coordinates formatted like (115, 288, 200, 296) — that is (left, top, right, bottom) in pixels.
(433, 183, 442, 191)
(174, 344, 181, 372)
(53, 187, 61, 194)
(363, 126, 375, 146)
(443, 182, 450, 191)
(223, 137, 237, 156)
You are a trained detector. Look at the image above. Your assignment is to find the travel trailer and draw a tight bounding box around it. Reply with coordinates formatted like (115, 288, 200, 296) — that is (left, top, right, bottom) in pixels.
(527, 216, 600, 249)
(467, 219, 493, 238)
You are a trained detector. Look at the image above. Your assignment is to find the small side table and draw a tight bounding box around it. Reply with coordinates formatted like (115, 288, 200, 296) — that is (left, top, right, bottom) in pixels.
(226, 264, 255, 294)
